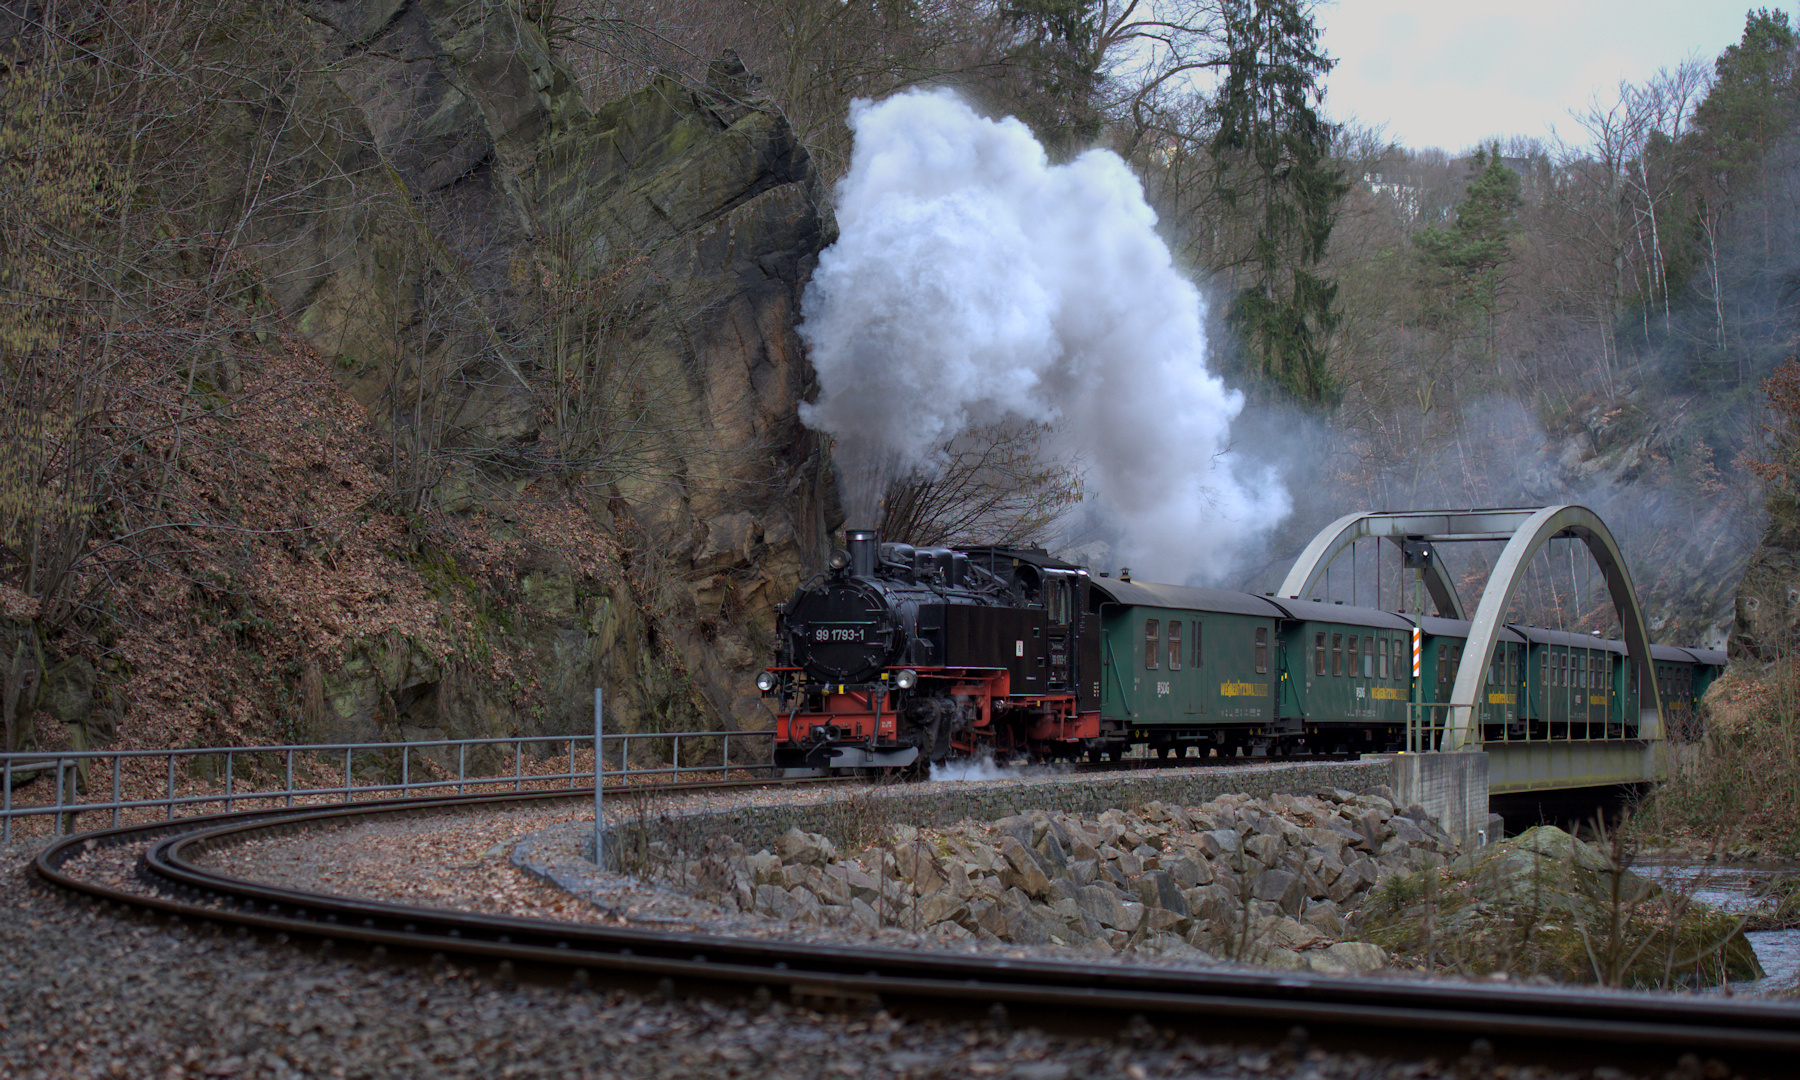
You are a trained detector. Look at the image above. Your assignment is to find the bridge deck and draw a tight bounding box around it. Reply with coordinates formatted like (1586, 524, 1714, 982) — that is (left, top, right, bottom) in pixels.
(1479, 738, 1659, 793)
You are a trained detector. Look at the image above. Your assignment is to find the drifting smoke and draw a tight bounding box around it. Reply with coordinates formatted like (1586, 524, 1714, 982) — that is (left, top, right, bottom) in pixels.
(798, 89, 1289, 583)
(925, 754, 1068, 782)
(924, 755, 1017, 783)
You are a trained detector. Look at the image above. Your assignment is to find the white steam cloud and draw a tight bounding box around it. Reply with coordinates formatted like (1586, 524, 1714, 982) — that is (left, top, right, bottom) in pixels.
(798, 89, 1289, 583)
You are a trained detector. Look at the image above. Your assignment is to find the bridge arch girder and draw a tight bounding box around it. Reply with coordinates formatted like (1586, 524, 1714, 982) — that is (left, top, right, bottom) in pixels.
(1444, 504, 1662, 749)
(1276, 511, 1468, 619)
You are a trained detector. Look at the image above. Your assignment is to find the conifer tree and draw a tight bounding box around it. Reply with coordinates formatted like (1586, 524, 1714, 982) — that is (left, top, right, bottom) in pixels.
(1413, 146, 1523, 360)
(1000, 0, 1106, 153)
(1691, 7, 1800, 195)
(1209, 0, 1347, 407)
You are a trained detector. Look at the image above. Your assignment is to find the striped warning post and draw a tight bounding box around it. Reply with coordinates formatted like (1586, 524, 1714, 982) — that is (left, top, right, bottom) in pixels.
(1411, 626, 1422, 679)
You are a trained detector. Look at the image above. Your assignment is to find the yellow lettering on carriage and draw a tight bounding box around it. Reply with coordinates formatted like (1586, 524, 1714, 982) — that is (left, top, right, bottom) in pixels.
(1220, 682, 1269, 697)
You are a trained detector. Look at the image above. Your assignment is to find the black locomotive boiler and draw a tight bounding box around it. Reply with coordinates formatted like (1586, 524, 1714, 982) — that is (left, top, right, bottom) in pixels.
(761, 531, 1101, 772)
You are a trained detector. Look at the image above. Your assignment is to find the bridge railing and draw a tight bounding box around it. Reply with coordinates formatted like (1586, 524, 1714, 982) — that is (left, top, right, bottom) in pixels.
(0, 729, 775, 842)
(1407, 699, 1649, 754)
(1405, 701, 1456, 753)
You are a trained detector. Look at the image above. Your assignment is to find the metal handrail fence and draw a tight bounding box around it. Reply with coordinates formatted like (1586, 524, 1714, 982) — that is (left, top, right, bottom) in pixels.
(0, 729, 775, 841)
(1406, 700, 1455, 753)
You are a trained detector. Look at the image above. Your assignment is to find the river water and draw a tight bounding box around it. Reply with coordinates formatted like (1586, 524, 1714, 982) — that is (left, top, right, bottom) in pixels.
(1637, 862, 1799, 996)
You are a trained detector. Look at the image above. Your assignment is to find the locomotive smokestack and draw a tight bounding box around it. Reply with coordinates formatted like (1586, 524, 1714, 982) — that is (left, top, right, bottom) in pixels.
(846, 529, 878, 578)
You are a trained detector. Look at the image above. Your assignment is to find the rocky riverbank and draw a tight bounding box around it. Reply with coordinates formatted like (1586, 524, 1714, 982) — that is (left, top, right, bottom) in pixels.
(635, 786, 1461, 974)
(610, 784, 1765, 989)
(1359, 825, 1765, 988)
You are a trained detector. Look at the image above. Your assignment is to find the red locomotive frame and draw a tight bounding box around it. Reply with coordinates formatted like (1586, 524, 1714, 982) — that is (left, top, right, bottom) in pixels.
(773, 666, 1100, 766)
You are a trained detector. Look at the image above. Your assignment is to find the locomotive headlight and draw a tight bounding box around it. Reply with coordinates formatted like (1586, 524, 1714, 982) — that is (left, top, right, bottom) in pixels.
(828, 548, 851, 570)
(895, 669, 918, 690)
(756, 671, 777, 693)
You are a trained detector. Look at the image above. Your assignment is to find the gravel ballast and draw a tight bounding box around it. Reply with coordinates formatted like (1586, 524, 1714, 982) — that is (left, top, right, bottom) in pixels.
(5, 834, 1656, 1080)
(1, 766, 1737, 1080)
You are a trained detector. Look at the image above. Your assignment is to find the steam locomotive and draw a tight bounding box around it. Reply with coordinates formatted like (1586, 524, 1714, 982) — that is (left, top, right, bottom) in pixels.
(759, 531, 1725, 774)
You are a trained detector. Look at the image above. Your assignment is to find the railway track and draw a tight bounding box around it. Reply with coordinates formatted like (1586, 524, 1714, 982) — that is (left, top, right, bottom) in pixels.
(34, 781, 1800, 1079)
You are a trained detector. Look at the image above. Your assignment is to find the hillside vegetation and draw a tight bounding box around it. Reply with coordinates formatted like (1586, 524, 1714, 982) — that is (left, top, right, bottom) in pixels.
(1, 1, 832, 760)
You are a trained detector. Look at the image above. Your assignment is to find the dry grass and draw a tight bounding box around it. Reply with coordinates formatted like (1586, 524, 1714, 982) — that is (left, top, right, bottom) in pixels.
(1629, 659, 1800, 857)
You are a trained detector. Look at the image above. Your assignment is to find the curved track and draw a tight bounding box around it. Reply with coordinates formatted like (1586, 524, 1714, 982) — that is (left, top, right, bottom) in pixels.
(34, 784, 1800, 1078)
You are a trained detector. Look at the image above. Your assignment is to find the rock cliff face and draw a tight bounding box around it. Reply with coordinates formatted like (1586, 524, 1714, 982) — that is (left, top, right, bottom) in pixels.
(1727, 516, 1800, 663)
(1549, 396, 1752, 650)
(223, 1, 836, 742)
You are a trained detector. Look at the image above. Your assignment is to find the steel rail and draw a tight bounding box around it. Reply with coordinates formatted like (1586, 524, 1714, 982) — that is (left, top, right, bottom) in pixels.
(35, 785, 1800, 1078)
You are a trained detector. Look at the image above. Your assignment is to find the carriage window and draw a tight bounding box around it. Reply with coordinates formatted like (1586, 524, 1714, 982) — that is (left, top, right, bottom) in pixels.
(1315, 633, 1326, 676)
(1436, 644, 1446, 683)
(1577, 653, 1586, 689)
(1254, 627, 1268, 674)
(1347, 635, 1359, 679)
(1379, 638, 1389, 679)
(1144, 620, 1159, 670)
(1193, 620, 1203, 667)
(1362, 636, 1374, 677)
(1332, 634, 1343, 676)
(1398, 637, 1409, 677)
(1168, 621, 1182, 670)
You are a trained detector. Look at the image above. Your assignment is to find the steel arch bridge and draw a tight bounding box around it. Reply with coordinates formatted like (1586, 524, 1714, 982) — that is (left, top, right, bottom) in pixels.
(1277, 506, 1666, 793)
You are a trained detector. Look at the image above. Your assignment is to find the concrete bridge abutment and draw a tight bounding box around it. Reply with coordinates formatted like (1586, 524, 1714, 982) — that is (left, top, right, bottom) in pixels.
(1377, 750, 1497, 849)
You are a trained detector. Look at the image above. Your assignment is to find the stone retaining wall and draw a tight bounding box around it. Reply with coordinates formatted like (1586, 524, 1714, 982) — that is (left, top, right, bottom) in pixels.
(596, 760, 1391, 868)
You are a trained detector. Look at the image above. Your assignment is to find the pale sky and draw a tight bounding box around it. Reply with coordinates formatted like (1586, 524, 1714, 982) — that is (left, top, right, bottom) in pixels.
(1315, 1, 1760, 153)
